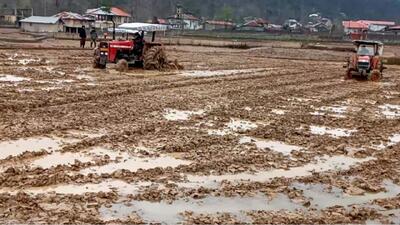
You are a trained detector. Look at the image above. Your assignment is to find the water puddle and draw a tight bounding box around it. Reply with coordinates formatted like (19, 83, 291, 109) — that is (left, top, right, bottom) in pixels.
(373, 133, 400, 150)
(86, 147, 131, 160)
(18, 58, 40, 65)
(0, 74, 30, 82)
(0, 137, 69, 160)
(207, 129, 232, 136)
(30, 152, 92, 169)
(182, 155, 373, 188)
(100, 193, 302, 223)
(27, 66, 65, 76)
(18, 88, 35, 93)
(378, 104, 400, 118)
(41, 86, 63, 91)
(164, 109, 205, 121)
(1, 180, 148, 196)
(181, 68, 269, 77)
(293, 180, 400, 209)
(381, 82, 397, 87)
(66, 130, 106, 139)
(271, 109, 286, 115)
(310, 125, 357, 138)
(380, 209, 400, 224)
(227, 119, 258, 132)
(81, 154, 191, 175)
(288, 97, 317, 103)
(36, 80, 75, 85)
(389, 134, 400, 145)
(239, 136, 302, 156)
(311, 105, 348, 118)
(75, 74, 95, 81)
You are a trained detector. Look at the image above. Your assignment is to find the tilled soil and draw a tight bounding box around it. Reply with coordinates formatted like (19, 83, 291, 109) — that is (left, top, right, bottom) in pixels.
(0, 39, 399, 224)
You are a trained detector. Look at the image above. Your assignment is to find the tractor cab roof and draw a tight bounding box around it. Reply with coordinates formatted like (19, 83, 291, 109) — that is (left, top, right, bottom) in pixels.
(353, 40, 383, 47)
(118, 23, 168, 32)
(108, 28, 140, 34)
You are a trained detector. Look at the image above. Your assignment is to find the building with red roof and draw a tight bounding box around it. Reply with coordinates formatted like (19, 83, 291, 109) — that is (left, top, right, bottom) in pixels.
(204, 20, 235, 31)
(358, 20, 395, 26)
(85, 7, 131, 29)
(237, 18, 268, 32)
(110, 7, 131, 24)
(343, 20, 396, 33)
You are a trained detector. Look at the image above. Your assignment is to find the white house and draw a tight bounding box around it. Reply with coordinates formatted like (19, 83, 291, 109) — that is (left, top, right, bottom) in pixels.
(19, 16, 63, 33)
(168, 13, 201, 30)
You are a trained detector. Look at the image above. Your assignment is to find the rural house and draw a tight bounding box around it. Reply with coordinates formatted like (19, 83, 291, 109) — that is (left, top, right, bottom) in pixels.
(19, 16, 63, 33)
(0, 8, 33, 25)
(343, 20, 395, 33)
(204, 20, 235, 31)
(110, 7, 131, 24)
(237, 18, 268, 32)
(358, 20, 395, 32)
(168, 13, 201, 30)
(85, 7, 131, 29)
(54, 11, 94, 33)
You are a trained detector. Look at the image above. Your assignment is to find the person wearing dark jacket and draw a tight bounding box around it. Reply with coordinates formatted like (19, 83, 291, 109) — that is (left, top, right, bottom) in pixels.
(90, 28, 98, 48)
(79, 26, 87, 48)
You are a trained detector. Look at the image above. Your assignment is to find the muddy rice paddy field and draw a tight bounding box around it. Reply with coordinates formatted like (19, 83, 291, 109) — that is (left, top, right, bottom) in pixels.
(0, 38, 399, 224)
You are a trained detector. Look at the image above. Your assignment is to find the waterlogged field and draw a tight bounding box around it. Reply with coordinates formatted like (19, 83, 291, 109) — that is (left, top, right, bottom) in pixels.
(0, 38, 399, 224)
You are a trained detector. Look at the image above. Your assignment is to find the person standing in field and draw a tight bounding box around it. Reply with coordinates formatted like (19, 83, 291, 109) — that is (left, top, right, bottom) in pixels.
(90, 28, 98, 48)
(79, 26, 87, 48)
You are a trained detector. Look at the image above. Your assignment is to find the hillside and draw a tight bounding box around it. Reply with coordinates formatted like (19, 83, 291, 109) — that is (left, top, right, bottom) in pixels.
(5, 0, 400, 23)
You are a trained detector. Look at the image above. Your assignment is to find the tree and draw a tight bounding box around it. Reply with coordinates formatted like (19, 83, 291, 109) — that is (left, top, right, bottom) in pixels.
(217, 4, 233, 21)
(101, 0, 112, 9)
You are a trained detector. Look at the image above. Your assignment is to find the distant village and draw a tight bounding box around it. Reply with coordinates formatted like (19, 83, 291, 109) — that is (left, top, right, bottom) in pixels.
(0, 4, 400, 41)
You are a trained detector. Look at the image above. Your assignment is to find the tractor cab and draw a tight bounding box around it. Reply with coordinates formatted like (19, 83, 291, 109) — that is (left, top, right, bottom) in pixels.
(345, 40, 385, 81)
(354, 40, 383, 57)
(94, 23, 168, 70)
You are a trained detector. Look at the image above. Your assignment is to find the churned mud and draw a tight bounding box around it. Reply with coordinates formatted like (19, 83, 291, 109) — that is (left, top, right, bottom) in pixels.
(0, 38, 399, 224)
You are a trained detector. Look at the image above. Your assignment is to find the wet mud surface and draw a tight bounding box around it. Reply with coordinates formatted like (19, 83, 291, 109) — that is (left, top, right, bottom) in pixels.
(0, 39, 399, 224)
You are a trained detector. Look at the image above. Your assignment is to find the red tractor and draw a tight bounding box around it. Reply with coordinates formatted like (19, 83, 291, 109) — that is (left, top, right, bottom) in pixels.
(345, 40, 386, 81)
(93, 23, 170, 71)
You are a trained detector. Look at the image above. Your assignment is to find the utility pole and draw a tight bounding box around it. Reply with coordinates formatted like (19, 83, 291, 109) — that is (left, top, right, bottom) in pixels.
(176, 4, 183, 33)
(135, 0, 139, 22)
(43, 0, 47, 16)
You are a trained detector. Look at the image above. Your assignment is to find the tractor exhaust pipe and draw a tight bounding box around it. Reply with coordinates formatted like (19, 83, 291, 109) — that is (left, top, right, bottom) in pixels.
(112, 19, 116, 40)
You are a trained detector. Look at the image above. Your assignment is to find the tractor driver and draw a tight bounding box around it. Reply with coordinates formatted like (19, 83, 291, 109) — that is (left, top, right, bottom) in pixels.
(359, 45, 372, 56)
(133, 31, 145, 57)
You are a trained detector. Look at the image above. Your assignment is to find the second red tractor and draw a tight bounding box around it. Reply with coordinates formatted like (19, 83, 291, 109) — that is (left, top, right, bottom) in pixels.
(345, 40, 386, 81)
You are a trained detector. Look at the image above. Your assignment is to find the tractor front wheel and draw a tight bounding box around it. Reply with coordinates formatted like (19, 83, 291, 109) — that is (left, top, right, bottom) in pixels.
(93, 60, 106, 69)
(368, 70, 382, 82)
(144, 46, 167, 70)
(116, 59, 129, 72)
(345, 68, 353, 80)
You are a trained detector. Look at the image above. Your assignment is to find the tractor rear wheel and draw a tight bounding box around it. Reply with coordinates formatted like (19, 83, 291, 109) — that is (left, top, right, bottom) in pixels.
(368, 70, 382, 82)
(144, 46, 167, 70)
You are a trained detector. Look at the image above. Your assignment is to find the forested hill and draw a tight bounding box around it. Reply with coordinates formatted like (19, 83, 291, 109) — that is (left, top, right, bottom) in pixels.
(5, 0, 400, 23)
